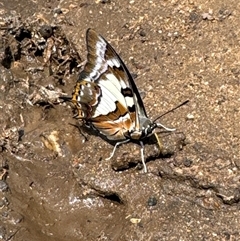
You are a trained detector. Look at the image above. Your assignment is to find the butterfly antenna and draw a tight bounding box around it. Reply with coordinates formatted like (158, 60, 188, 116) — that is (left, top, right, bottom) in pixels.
(153, 100, 189, 123)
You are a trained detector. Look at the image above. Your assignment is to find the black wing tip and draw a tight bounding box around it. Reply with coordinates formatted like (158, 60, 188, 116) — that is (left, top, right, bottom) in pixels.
(86, 28, 97, 37)
(86, 28, 92, 34)
(86, 28, 106, 43)
(87, 28, 95, 31)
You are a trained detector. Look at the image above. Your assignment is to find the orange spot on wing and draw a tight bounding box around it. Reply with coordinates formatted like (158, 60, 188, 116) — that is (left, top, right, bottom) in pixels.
(91, 109, 136, 140)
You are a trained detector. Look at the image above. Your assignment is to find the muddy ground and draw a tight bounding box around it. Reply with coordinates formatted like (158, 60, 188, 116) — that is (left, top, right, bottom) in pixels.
(0, 0, 240, 240)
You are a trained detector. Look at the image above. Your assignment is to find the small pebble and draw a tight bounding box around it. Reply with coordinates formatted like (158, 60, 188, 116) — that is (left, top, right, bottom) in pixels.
(39, 25, 53, 39)
(186, 113, 194, 120)
(130, 218, 141, 224)
(183, 158, 193, 167)
(53, 8, 62, 14)
(139, 29, 146, 37)
(147, 196, 158, 207)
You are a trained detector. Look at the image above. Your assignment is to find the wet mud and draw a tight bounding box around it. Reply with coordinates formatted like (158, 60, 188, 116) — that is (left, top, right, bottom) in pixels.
(0, 0, 240, 240)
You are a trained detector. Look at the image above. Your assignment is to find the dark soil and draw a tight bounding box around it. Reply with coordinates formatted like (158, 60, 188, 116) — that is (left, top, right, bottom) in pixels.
(0, 0, 240, 240)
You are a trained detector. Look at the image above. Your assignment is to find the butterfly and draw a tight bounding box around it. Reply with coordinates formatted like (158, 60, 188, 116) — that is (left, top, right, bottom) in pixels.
(72, 28, 175, 172)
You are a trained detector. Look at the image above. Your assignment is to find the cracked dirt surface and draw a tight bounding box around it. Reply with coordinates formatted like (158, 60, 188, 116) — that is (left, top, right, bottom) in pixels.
(0, 0, 240, 240)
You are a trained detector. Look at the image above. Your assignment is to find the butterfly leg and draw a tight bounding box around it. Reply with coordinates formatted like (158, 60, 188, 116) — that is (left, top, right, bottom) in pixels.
(156, 123, 175, 132)
(106, 139, 130, 160)
(140, 141, 147, 173)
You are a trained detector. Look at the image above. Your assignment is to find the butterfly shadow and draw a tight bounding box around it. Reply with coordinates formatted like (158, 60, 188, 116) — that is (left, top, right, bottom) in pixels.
(109, 131, 186, 172)
(71, 122, 186, 172)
